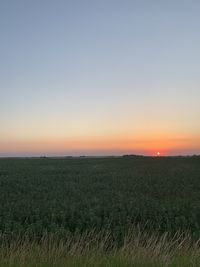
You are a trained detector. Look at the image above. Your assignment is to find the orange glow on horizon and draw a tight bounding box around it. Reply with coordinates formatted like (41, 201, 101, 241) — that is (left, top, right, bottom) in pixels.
(0, 134, 200, 156)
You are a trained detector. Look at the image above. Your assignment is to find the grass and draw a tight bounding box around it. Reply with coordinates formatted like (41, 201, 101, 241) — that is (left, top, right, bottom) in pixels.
(1, 156, 200, 266)
(0, 229, 200, 267)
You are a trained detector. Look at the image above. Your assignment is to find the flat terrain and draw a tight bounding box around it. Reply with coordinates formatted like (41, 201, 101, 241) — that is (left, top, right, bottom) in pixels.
(0, 156, 200, 237)
(0, 156, 200, 266)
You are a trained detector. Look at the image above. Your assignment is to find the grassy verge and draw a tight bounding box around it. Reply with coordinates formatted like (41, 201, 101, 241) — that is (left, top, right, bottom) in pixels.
(0, 229, 200, 267)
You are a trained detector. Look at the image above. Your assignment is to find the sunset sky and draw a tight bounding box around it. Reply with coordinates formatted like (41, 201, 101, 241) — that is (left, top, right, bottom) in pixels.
(1, 0, 200, 156)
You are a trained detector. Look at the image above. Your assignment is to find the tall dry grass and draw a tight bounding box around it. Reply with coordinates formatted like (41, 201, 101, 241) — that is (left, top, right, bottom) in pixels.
(0, 228, 200, 267)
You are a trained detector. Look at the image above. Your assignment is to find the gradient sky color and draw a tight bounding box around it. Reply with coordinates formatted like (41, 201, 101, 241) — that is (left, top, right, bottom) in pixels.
(1, 0, 200, 156)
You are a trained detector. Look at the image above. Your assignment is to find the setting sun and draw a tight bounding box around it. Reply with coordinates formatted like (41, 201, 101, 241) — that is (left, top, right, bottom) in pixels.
(0, 1, 200, 158)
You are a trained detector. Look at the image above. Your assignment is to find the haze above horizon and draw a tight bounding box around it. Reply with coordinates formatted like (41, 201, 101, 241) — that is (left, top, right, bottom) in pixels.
(1, 0, 200, 157)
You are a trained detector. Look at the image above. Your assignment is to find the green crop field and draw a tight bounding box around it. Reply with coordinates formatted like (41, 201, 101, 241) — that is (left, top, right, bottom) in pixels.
(0, 156, 200, 266)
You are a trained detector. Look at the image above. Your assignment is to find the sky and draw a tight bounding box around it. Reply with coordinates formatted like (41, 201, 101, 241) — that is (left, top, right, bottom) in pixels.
(0, 0, 200, 156)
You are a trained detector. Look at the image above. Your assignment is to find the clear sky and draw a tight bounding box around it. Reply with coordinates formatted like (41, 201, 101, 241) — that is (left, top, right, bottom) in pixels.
(1, 0, 200, 156)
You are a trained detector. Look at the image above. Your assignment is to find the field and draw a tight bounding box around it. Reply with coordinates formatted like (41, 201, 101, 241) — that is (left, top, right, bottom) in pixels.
(0, 156, 200, 266)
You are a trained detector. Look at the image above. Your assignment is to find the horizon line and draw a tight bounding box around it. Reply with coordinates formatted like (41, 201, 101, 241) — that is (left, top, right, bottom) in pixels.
(0, 154, 199, 159)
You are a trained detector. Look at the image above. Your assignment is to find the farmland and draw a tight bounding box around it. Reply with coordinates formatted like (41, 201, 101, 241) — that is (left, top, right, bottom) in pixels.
(0, 156, 200, 266)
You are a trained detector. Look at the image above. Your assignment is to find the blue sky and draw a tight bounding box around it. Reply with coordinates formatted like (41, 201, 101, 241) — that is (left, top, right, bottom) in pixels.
(0, 0, 200, 156)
